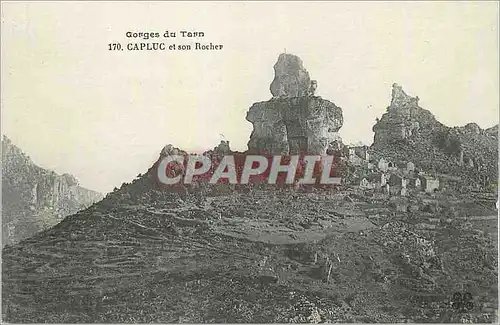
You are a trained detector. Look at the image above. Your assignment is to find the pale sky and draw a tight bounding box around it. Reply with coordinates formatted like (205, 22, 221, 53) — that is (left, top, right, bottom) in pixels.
(1, 1, 498, 194)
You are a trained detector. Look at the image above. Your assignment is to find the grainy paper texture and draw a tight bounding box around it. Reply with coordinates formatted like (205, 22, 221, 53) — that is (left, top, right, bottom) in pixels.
(1, 1, 498, 323)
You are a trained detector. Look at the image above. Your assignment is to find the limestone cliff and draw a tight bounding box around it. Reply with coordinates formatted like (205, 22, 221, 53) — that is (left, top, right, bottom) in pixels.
(247, 53, 343, 155)
(2, 136, 103, 246)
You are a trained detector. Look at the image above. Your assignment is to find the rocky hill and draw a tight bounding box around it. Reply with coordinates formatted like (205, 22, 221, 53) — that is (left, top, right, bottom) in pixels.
(372, 84, 498, 192)
(1, 136, 103, 246)
(2, 167, 497, 323)
(1, 55, 497, 323)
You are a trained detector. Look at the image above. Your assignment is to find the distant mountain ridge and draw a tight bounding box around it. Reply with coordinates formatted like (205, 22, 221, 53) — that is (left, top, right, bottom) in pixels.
(1, 135, 103, 246)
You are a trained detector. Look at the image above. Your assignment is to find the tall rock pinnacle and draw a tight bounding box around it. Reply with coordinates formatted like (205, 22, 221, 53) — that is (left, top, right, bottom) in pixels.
(270, 53, 313, 98)
(246, 53, 343, 155)
(390, 83, 419, 109)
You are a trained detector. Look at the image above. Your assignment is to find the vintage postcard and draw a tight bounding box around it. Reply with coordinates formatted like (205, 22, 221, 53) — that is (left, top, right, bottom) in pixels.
(1, 1, 498, 323)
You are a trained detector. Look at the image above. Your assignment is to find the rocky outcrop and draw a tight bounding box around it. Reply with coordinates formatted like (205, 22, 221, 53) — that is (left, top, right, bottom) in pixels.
(211, 140, 231, 155)
(2, 136, 103, 246)
(270, 53, 314, 98)
(484, 124, 498, 138)
(373, 83, 441, 146)
(371, 84, 498, 192)
(247, 54, 343, 155)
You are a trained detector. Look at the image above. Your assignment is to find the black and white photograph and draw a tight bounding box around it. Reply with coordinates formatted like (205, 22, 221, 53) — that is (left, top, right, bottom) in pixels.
(1, 1, 498, 323)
